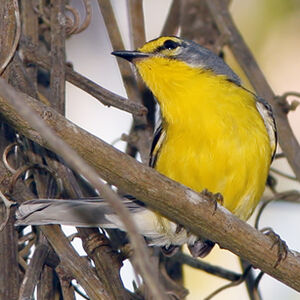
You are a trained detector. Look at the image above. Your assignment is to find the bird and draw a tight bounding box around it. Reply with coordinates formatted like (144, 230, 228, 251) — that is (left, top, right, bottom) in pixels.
(16, 36, 276, 257)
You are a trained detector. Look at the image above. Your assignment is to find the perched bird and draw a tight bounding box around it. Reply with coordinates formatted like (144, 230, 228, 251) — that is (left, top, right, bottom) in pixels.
(16, 36, 276, 257)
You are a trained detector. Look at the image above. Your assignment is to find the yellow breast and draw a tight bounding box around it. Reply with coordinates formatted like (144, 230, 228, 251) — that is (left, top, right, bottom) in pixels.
(136, 57, 272, 221)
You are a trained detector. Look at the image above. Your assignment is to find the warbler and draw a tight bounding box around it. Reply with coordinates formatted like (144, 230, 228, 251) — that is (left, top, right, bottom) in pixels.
(16, 36, 276, 257)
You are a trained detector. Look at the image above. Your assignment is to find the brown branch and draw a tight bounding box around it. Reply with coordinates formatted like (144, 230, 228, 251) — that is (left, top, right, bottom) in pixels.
(0, 208, 19, 300)
(174, 251, 240, 281)
(41, 225, 111, 300)
(0, 79, 167, 300)
(1, 81, 300, 292)
(97, 0, 140, 102)
(0, 3, 34, 299)
(18, 243, 51, 300)
(66, 0, 92, 35)
(37, 265, 58, 300)
(50, 0, 66, 113)
(22, 41, 147, 117)
(204, 265, 252, 300)
(98, 0, 152, 162)
(56, 264, 76, 300)
(161, 0, 180, 36)
(126, 0, 154, 162)
(41, 156, 129, 299)
(240, 259, 262, 300)
(205, 0, 300, 181)
(78, 228, 130, 299)
(0, 131, 22, 300)
(180, 0, 222, 51)
(255, 191, 300, 229)
(128, 0, 146, 48)
(0, 0, 20, 75)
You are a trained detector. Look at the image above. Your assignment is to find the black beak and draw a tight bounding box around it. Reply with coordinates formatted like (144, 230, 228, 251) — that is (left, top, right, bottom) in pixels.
(111, 50, 149, 62)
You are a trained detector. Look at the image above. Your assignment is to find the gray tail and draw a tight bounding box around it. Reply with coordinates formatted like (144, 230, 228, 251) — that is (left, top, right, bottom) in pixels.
(16, 198, 142, 227)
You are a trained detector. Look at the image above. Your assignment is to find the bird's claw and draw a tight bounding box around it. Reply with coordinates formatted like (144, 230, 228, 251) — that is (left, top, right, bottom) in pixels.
(261, 227, 288, 268)
(201, 189, 224, 215)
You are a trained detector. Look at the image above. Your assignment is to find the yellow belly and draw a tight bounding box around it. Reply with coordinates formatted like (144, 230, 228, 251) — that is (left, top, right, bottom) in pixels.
(155, 124, 269, 220)
(155, 92, 271, 220)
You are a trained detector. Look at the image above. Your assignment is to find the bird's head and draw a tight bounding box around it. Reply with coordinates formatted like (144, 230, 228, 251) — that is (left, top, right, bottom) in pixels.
(111, 36, 240, 86)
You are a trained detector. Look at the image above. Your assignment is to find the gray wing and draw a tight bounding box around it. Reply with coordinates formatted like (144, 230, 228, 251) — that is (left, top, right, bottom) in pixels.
(16, 197, 144, 227)
(255, 96, 277, 161)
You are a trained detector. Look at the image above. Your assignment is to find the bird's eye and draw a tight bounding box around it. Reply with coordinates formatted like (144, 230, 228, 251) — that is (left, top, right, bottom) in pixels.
(163, 39, 179, 50)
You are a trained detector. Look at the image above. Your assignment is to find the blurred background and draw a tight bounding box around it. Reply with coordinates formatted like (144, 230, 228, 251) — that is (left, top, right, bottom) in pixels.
(65, 0, 300, 299)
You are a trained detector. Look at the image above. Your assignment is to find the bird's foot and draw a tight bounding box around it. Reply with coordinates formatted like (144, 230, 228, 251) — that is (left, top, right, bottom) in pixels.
(200, 189, 223, 214)
(188, 239, 215, 258)
(261, 227, 288, 268)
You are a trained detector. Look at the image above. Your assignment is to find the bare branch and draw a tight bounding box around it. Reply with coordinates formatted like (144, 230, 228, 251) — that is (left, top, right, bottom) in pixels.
(0, 0, 20, 75)
(42, 225, 111, 300)
(128, 0, 146, 48)
(22, 41, 147, 117)
(18, 243, 51, 300)
(77, 228, 130, 299)
(174, 251, 240, 281)
(204, 265, 252, 300)
(161, 0, 180, 36)
(50, 0, 66, 113)
(97, 0, 140, 102)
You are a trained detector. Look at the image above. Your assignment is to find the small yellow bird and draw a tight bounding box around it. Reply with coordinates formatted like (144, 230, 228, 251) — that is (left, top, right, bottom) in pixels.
(16, 36, 276, 257)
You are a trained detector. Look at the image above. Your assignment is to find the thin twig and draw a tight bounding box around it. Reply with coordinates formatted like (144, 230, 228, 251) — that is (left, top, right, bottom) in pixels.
(43, 225, 111, 300)
(126, 0, 154, 162)
(255, 190, 300, 229)
(270, 167, 297, 181)
(174, 251, 240, 281)
(180, 0, 222, 51)
(18, 232, 35, 245)
(18, 243, 51, 300)
(19, 233, 36, 259)
(65, 4, 80, 35)
(75, 0, 92, 34)
(128, 0, 146, 48)
(2, 142, 18, 174)
(22, 41, 147, 117)
(97, 0, 140, 101)
(8, 163, 63, 197)
(274, 153, 285, 159)
(0, 0, 21, 75)
(161, 0, 180, 36)
(252, 272, 265, 300)
(279, 91, 300, 100)
(0, 201, 19, 299)
(65, 0, 92, 35)
(204, 265, 252, 300)
(0, 190, 16, 231)
(240, 259, 261, 300)
(50, 0, 66, 113)
(98, 0, 151, 162)
(56, 263, 76, 300)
